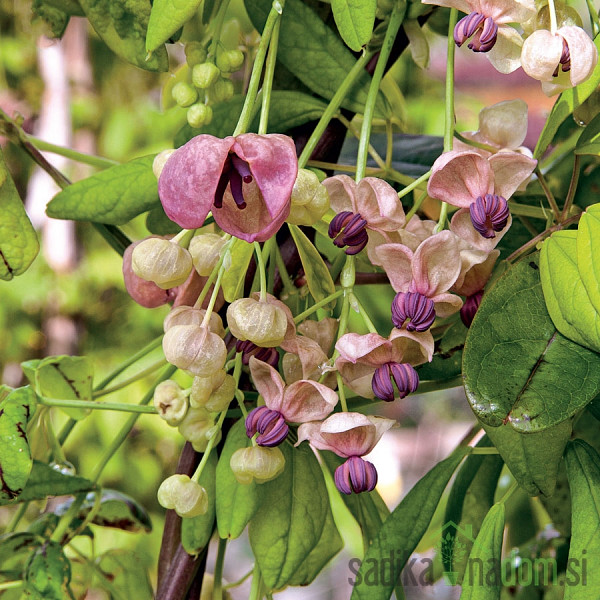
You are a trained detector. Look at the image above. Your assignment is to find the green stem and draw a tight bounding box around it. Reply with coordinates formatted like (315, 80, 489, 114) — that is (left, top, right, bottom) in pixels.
(385, 119, 394, 169)
(350, 292, 377, 334)
(273, 244, 294, 293)
(534, 167, 560, 221)
(208, 0, 233, 61)
(453, 131, 497, 154)
(172, 228, 195, 247)
(293, 289, 344, 323)
(224, 568, 253, 589)
(444, 10, 458, 153)
(435, 201, 449, 233)
(469, 447, 500, 455)
(194, 236, 232, 310)
(234, 3, 283, 136)
(38, 397, 158, 414)
(46, 413, 67, 464)
(26, 136, 119, 169)
(586, 0, 600, 35)
(298, 51, 374, 168)
(233, 353, 248, 419)
(191, 409, 227, 483)
(561, 154, 581, 222)
(497, 480, 519, 505)
(547, 0, 558, 34)
(213, 537, 227, 600)
(398, 170, 431, 201)
(0, 581, 23, 591)
(93, 359, 167, 398)
(254, 242, 268, 302)
(510, 201, 554, 220)
(258, 8, 282, 135)
(404, 190, 428, 222)
(201, 261, 226, 327)
(6, 503, 28, 533)
(416, 376, 463, 394)
(248, 564, 264, 600)
(355, 2, 405, 181)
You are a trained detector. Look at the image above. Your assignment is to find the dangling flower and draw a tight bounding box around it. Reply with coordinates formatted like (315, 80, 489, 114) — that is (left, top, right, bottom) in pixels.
(158, 134, 298, 242)
(422, 0, 536, 73)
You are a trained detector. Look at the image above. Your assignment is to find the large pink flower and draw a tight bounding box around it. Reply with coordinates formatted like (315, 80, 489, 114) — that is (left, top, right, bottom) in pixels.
(158, 134, 298, 242)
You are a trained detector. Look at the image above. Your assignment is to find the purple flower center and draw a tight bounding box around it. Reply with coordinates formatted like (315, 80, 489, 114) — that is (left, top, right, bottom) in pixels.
(372, 362, 419, 402)
(554, 38, 571, 76)
(460, 290, 484, 327)
(236, 340, 280, 368)
(469, 194, 509, 238)
(213, 153, 254, 210)
(391, 292, 436, 332)
(334, 456, 378, 494)
(245, 406, 289, 447)
(454, 12, 499, 53)
(328, 211, 369, 255)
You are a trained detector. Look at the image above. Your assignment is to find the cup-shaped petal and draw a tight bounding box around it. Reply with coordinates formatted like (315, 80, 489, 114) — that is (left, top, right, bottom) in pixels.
(281, 380, 338, 422)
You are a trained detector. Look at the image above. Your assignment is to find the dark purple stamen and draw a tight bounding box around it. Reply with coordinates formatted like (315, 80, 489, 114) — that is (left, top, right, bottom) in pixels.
(372, 362, 419, 402)
(236, 340, 279, 368)
(469, 194, 509, 238)
(334, 456, 378, 494)
(460, 290, 484, 327)
(454, 12, 498, 53)
(213, 153, 254, 210)
(554, 38, 571, 75)
(245, 406, 289, 447)
(328, 211, 369, 255)
(391, 292, 436, 332)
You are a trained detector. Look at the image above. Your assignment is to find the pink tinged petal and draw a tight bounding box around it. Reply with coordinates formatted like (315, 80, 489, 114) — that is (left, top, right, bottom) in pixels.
(411, 231, 462, 297)
(421, 0, 474, 14)
(374, 243, 414, 292)
(158, 136, 235, 228)
(322, 175, 358, 214)
(281, 380, 338, 422)
(453, 249, 499, 297)
(389, 328, 435, 364)
(521, 29, 564, 81)
(280, 336, 329, 380)
(428, 150, 494, 207)
(296, 421, 335, 452)
(355, 178, 406, 231)
(253, 292, 296, 341)
(335, 358, 377, 398)
(249, 356, 286, 411)
(478, 0, 535, 23)
(559, 26, 598, 87)
(478, 99, 528, 149)
(487, 26, 524, 74)
(488, 152, 537, 200)
(430, 292, 464, 318)
(335, 332, 393, 367)
(450, 208, 505, 252)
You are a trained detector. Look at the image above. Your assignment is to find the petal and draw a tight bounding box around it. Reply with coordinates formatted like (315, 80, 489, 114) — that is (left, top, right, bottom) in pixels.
(450, 208, 506, 252)
(296, 421, 335, 452)
(488, 151, 536, 199)
(487, 26, 525, 74)
(389, 329, 435, 364)
(478, 0, 535, 23)
(431, 292, 464, 317)
(282, 380, 338, 422)
(374, 243, 414, 292)
(559, 26, 598, 87)
(320, 413, 395, 457)
(253, 292, 296, 341)
(452, 249, 499, 297)
(356, 178, 406, 231)
(428, 150, 493, 207)
(297, 318, 338, 354)
(521, 29, 563, 81)
(478, 99, 528, 149)
(335, 357, 377, 398)
(158, 135, 234, 228)
(411, 231, 462, 297)
(335, 332, 392, 366)
(421, 0, 473, 14)
(322, 175, 357, 214)
(249, 356, 286, 411)
(280, 336, 329, 380)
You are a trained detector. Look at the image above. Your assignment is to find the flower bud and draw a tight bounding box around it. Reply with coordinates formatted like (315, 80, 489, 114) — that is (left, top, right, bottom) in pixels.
(178, 406, 219, 452)
(162, 325, 227, 376)
(157, 474, 209, 517)
(205, 374, 236, 412)
(131, 238, 193, 289)
(185, 42, 207, 67)
(157, 474, 187, 509)
(217, 49, 244, 72)
(287, 169, 330, 226)
(212, 78, 235, 103)
(192, 62, 221, 89)
(187, 103, 213, 128)
(188, 233, 227, 276)
(227, 298, 288, 347)
(153, 380, 189, 426)
(153, 150, 176, 180)
(163, 306, 226, 338)
(230, 446, 285, 484)
(172, 81, 198, 107)
(190, 371, 227, 408)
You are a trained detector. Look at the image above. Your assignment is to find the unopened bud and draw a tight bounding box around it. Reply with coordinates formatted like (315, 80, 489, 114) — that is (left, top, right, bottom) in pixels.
(153, 149, 176, 179)
(185, 42, 207, 67)
(163, 306, 226, 338)
(211, 78, 235, 103)
(230, 446, 285, 484)
(153, 380, 189, 426)
(192, 62, 221, 89)
(287, 169, 330, 226)
(131, 238, 193, 289)
(187, 103, 213, 128)
(178, 406, 216, 452)
(188, 233, 227, 276)
(172, 81, 198, 107)
(157, 474, 208, 517)
(227, 298, 288, 347)
(190, 371, 227, 408)
(205, 374, 236, 412)
(162, 325, 227, 376)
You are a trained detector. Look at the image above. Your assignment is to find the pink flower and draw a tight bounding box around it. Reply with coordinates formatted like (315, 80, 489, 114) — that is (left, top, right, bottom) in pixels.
(158, 134, 298, 242)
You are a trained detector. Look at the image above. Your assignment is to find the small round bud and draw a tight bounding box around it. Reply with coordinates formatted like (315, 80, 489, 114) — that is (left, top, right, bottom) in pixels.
(190, 371, 227, 408)
(157, 474, 188, 509)
(215, 51, 231, 73)
(230, 446, 286, 484)
(162, 325, 227, 376)
(287, 169, 330, 226)
(192, 62, 221, 89)
(153, 380, 189, 426)
(163, 306, 226, 338)
(178, 406, 216, 452)
(152, 149, 176, 179)
(187, 103, 211, 128)
(217, 49, 244, 72)
(172, 82, 198, 107)
(158, 474, 209, 517)
(188, 233, 227, 276)
(205, 374, 236, 412)
(131, 238, 193, 289)
(185, 42, 208, 67)
(227, 298, 288, 347)
(211, 78, 235, 103)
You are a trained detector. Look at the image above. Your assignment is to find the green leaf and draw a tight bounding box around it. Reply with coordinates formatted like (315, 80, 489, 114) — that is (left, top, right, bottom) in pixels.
(145, 205, 181, 235)
(244, 0, 384, 116)
(0, 148, 39, 281)
(96, 550, 153, 600)
(221, 238, 254, 303)
(534, 35, 600, 159)
(350, 447, 469, 600)
(482, 418, 572, 497)
(216, 420, 261, 539)
(564, 439, 600, 598)
(0, 532, 44, 576)
(0, 460, 96, 506)
(459, 503, 505, 599)
(539, 458, 571, 537)
(288, 224, 337, 309)
(181, 451, 217, 554)
(463, 254, 600, 432)
(146, 0, 203, 52)
(24, 540, 71, 600)
(22, 355, 94, 420)
(287, 504, 343, 586)
(55, 489, 152, 533)
(265, 91, 328, 133)
(32, 0, 71, 37)
(46, 155, 160, 225)
(540, 230, 600, 352)
(575, 111, 600, 156)
(77, 0, 168, 71)
(418, 319, 465, 381)
(576, 204, 600, 313)
(331, 0, 377, 51)
(0, 387, 36, 502)
(249, 442, 329, 590)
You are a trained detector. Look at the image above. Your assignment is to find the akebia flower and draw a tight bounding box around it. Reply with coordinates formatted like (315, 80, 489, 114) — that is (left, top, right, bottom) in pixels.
(423, 0, 535, 73)
(158, 134, 298, 242)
